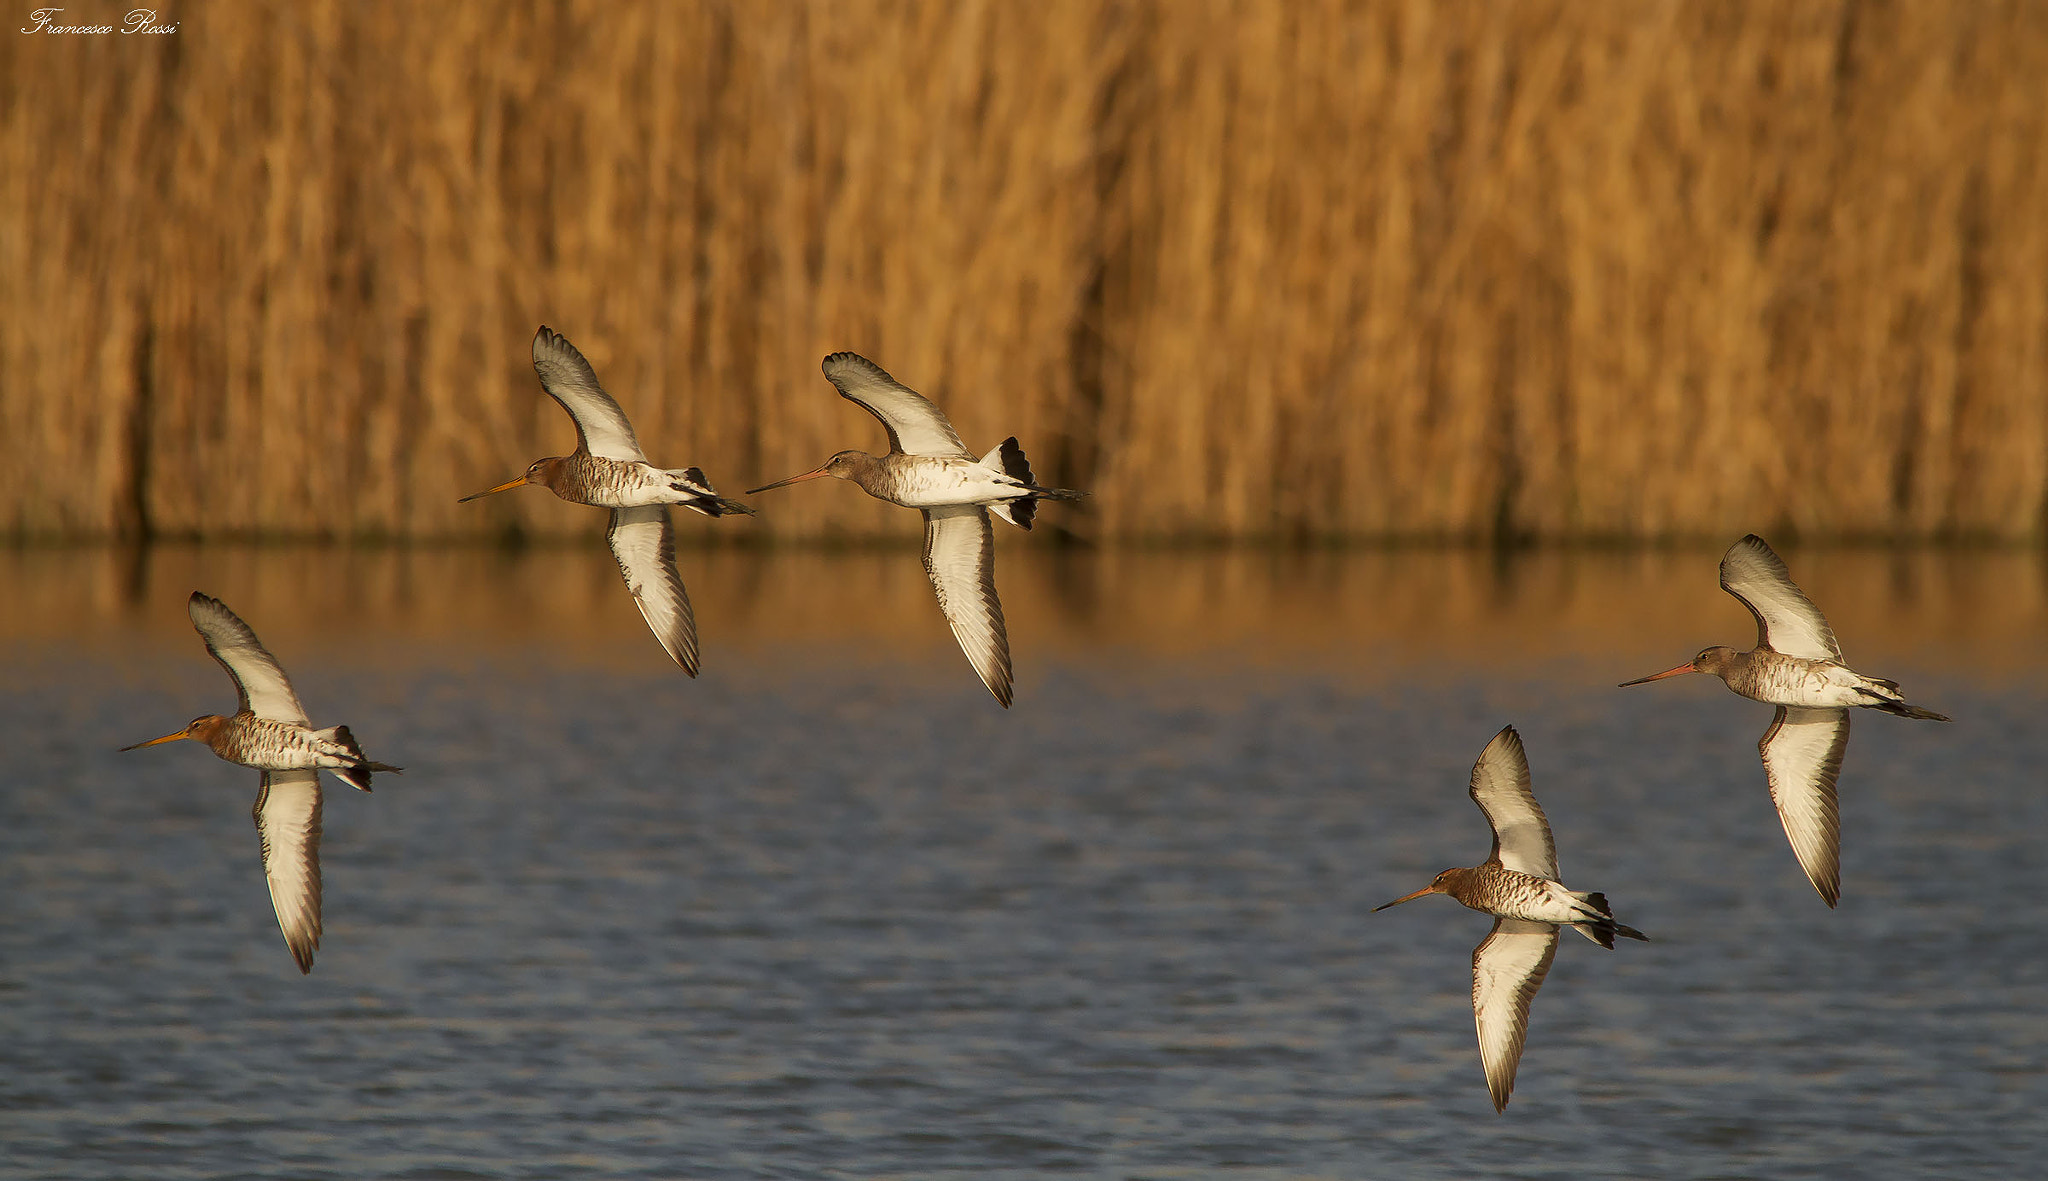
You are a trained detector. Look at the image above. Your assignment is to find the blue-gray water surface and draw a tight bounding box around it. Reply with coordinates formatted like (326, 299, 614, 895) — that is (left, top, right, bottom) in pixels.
(2, 547, 2044, 1179)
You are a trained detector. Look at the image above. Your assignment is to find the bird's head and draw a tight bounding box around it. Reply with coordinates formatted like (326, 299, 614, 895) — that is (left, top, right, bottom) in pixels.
(121, 714, 227, 751)
(1373, 868, 1468, 912)
(459, 457, 562, 502)
(1619, 645, 1737, 687)
(747, 451, 872, 494)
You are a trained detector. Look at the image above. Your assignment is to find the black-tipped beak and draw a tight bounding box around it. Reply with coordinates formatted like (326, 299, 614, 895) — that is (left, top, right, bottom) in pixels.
(1618, 663, 1697, 687)
(746, 465, 834, 495)
(459, 474, 531, 503)
(1373, 885, 1438, 912)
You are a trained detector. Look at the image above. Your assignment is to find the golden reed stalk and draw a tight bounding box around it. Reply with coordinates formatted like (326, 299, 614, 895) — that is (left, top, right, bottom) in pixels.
(3, 1, 2043, 542)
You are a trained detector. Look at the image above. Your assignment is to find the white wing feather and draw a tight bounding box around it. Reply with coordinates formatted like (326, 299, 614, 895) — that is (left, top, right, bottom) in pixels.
(1472, 918, 1559, 1113)
(533, 326, 648, 462)
(1721, 535, 1842, 661)
(607, 506, 698, 675)
(822, 353, 970, 458)
(921, 506, 1011, 706)
(1759, 705, 1849, 907)
(254, 769, 323, 974)
(187, 593, 309, 725)
(1468, 725, 1558, 880)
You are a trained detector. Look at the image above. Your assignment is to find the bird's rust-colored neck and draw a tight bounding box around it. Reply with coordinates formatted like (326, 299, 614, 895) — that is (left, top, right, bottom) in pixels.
(1431, 865, 1488, 908)
(530, 456, 569, 493)
(191, 713, 247, 759)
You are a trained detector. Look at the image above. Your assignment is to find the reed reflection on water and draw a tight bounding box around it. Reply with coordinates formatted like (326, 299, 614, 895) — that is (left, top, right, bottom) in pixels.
(5, 541, 2045, 675)
(2, 543, 2044, 1179)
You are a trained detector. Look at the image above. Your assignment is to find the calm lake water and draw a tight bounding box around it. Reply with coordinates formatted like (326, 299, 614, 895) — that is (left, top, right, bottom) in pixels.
(2, 544, 2045, 1179)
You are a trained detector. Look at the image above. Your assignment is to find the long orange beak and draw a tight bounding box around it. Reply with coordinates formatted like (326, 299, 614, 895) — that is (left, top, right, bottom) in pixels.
(1618, 663, 1698, 687)
(746, 465, 833, 495)
(1373, 885, 1440, 912)
(458, 474, 531, 503)
(120, 730, 190, 751)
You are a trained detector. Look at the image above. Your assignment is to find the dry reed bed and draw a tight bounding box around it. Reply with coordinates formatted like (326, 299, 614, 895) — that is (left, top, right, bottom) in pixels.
(3, 1, 2044, 541)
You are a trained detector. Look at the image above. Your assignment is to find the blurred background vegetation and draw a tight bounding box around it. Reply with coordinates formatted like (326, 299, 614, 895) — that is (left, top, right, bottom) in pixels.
(4, 1, 2044, 544)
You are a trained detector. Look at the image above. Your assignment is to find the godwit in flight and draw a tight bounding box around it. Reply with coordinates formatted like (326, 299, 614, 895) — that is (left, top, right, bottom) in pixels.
(1620, 534, 1948, 906)
(461, 326, 753, 674)
(121, 592, 400, 973)
(747, 353, 1085, 707)
(1374, 725, 1647, 1113)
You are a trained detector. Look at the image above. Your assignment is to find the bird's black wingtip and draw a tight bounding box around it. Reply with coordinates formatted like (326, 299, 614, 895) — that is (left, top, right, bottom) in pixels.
(533, 325, 594, 369)
(821, 351, 894, 384)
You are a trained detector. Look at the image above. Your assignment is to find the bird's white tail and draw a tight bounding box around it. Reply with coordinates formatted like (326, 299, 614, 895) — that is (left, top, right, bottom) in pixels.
(981, 437, 1085, 531)
(983, 439, 1037, 530)
(665, 466, 756, 517)
(1567, 891, 1649, 948)
(318, 724, 400, 793)
(1855, 677, 1950, 720)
